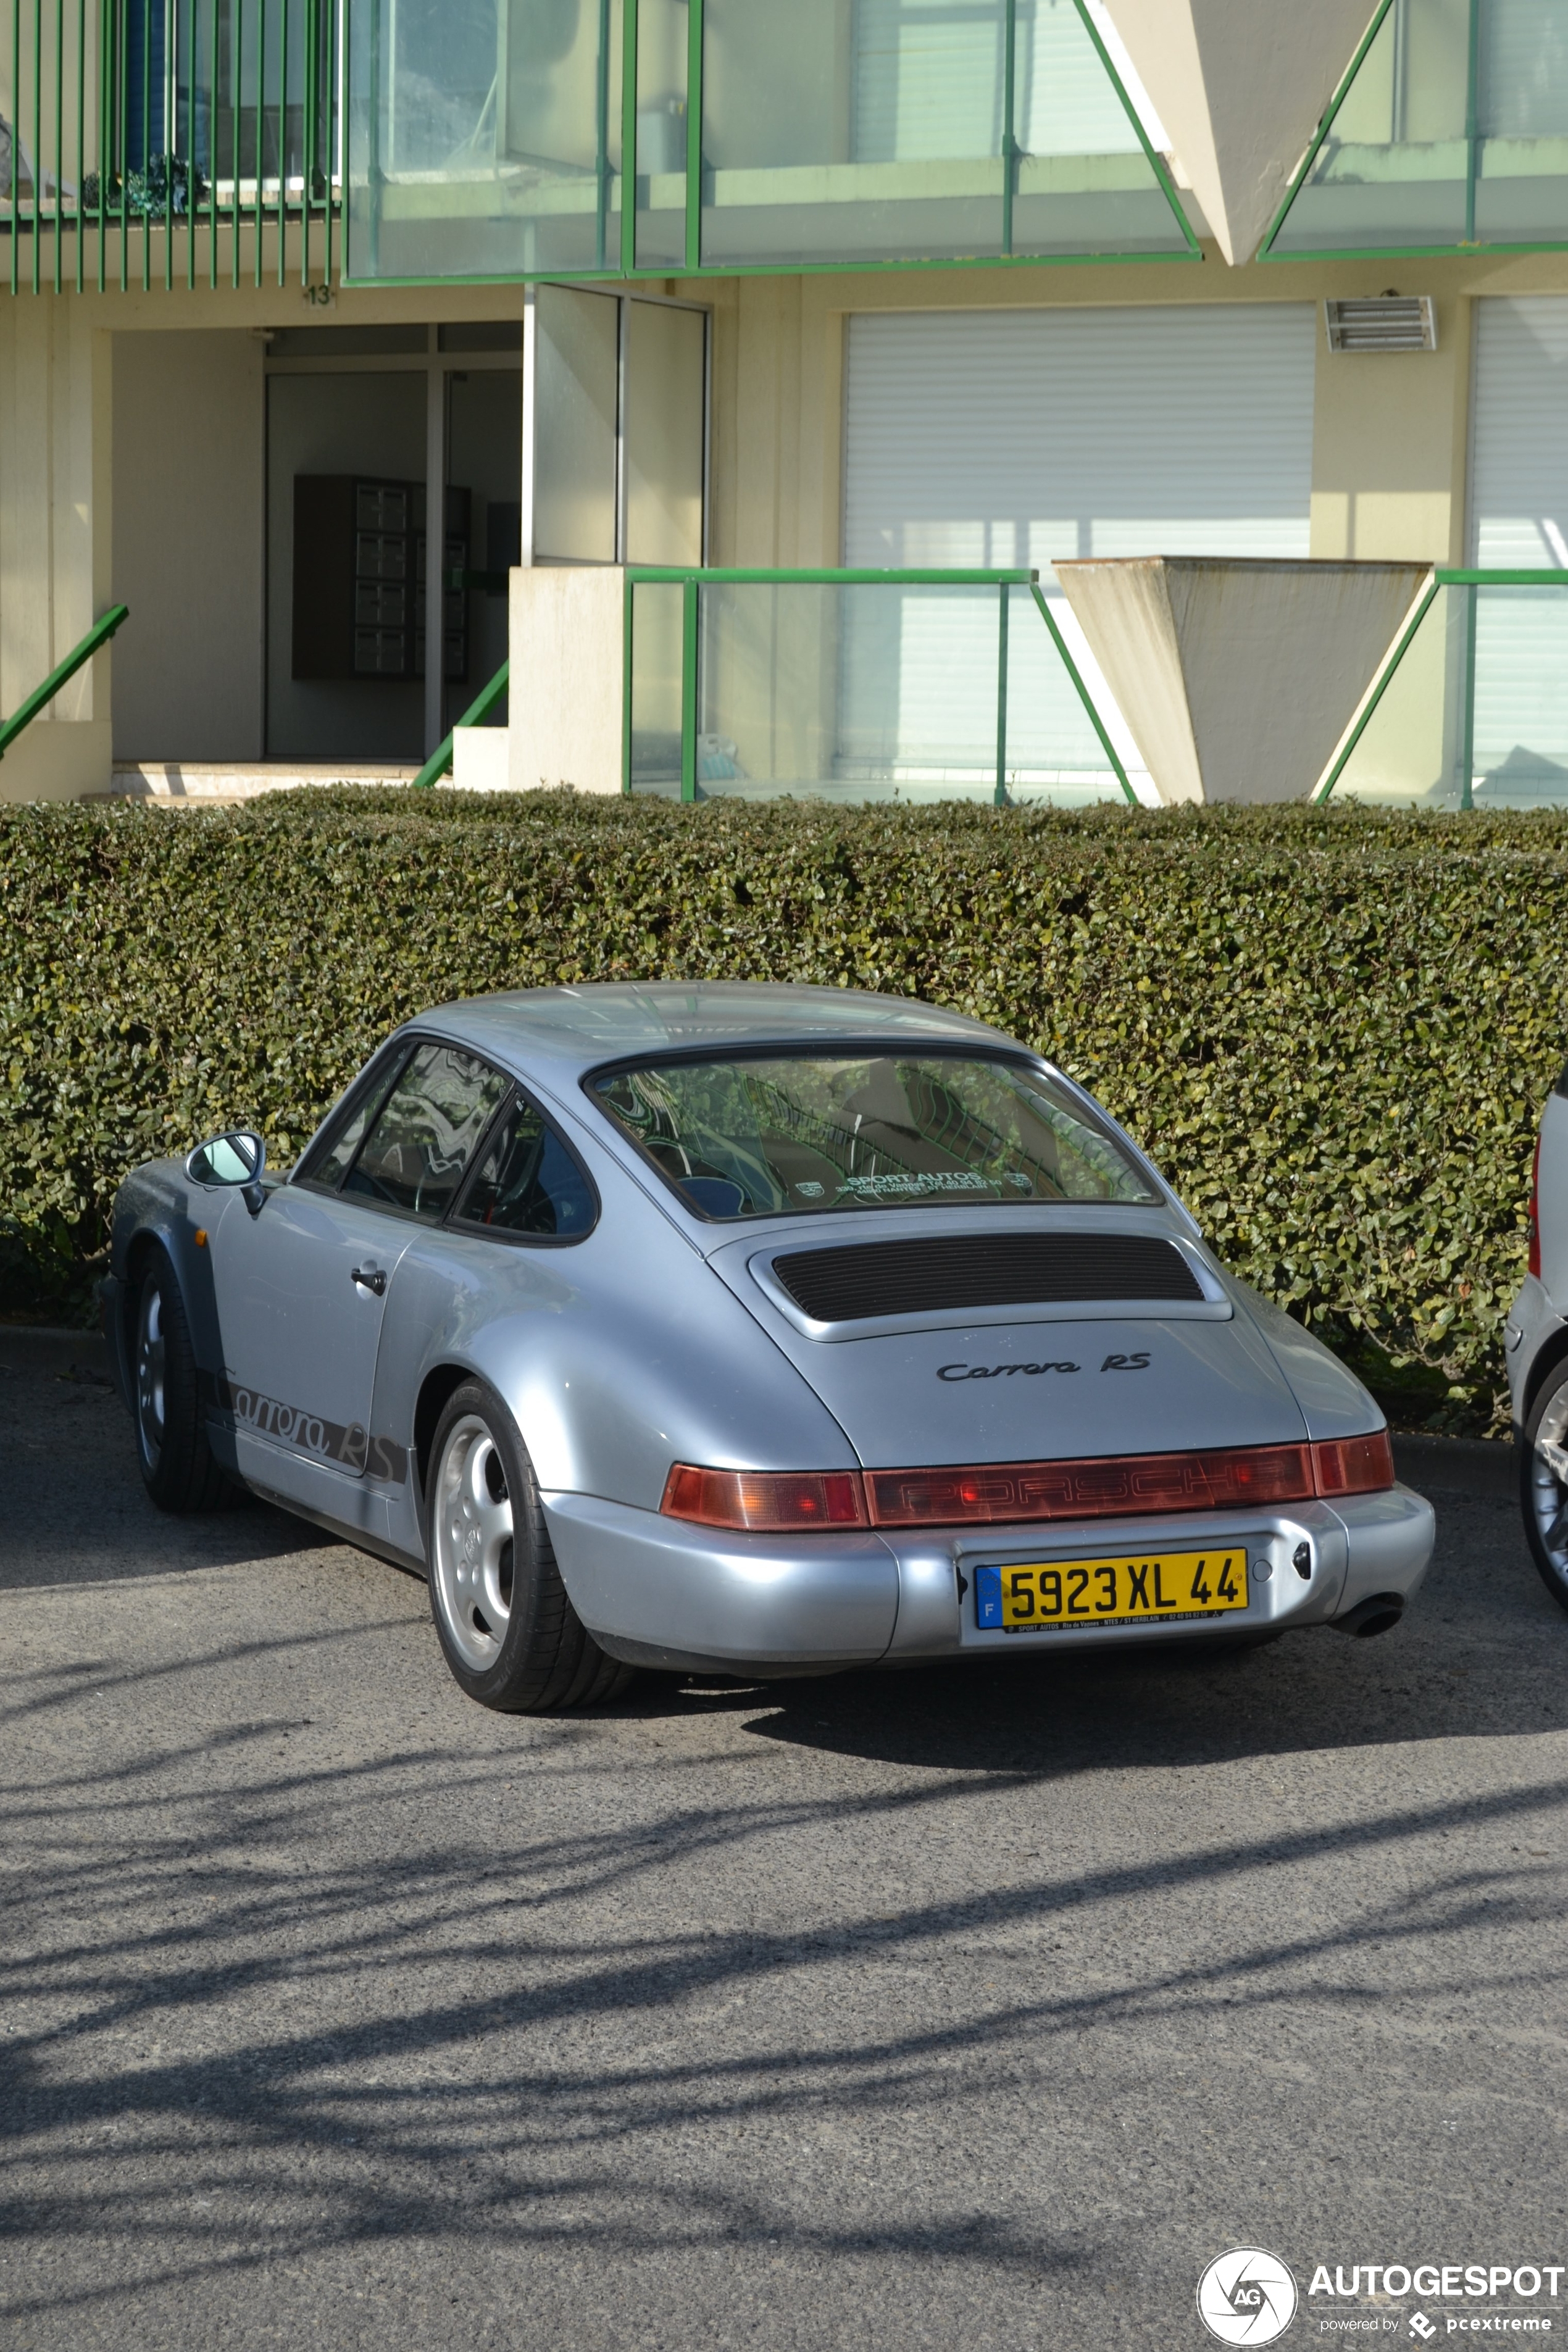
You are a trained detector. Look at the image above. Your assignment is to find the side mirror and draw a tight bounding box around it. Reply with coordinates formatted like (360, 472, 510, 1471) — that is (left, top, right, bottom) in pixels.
(186, 1129, 267, 1217)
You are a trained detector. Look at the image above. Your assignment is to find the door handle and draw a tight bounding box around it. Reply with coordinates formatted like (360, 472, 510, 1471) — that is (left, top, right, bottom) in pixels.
(351, 1266, 386, 1296)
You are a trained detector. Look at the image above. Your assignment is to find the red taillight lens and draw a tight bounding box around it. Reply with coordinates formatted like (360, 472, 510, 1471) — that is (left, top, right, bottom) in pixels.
(1529, 1136, 1543, 1280)
(661, 1465, 867, 1531)
(864, 1443, 1318, 1528)
(1310, 1429, 1396, 1496)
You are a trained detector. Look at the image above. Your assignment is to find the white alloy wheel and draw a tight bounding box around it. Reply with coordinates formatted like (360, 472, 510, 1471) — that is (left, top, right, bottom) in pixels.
(136, 1278, 167, 1474)
(431, 1414, 515, 1670)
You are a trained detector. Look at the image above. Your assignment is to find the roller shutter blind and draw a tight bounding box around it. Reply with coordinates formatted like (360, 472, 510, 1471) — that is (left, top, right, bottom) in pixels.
(842, 303, 1316, 794)
(1469, 296, 1568, 794)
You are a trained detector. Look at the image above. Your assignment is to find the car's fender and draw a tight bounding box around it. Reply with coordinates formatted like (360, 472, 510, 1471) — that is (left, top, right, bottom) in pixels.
(107, 1159, 239, 1405)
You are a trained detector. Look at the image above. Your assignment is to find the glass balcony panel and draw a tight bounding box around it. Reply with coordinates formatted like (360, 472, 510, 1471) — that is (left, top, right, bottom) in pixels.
(626, 301, 705, 565)
(535, 283, 620, 562)
(635, 0, 688, 267)
(678, 578, 1120, 804)
(1271, 0, 1568, 254)
(1328, 585, 1469, 805)
(1472, 582, 1568, 803)
(698, 0, 1183, 267)
(999, 583, 1127, 803)
(348, 0, 621, 281)
(629, 580, 686, 794)
(1011, 0, 1193, 257)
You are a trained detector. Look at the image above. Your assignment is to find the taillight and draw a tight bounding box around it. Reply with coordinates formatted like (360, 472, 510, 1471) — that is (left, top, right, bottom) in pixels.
(1310, 1429, 1395, 1497)
(662, 1432, 1397, 1537)
(1529, 1136, 1543, 1280)
(661, 1465, 867, 1531)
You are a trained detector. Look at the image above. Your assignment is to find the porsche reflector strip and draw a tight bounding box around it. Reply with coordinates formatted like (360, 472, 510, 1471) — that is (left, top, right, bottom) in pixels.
(659, 1435, 1395, 1533)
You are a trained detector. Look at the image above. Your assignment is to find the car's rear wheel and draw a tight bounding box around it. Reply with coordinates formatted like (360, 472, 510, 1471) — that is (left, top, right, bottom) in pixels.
(1522, 1356, 1568, 1611)
(425, 1378, 635, 1712)
(133, 1246, 233, 1512)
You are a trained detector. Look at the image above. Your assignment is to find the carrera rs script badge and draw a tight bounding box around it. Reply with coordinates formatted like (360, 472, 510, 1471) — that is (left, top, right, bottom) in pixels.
(936, 1361, 1080, 1381)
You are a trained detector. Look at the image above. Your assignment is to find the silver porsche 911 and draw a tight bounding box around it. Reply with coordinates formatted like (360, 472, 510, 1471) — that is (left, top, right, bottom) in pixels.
(102, 983, 1435, 1711)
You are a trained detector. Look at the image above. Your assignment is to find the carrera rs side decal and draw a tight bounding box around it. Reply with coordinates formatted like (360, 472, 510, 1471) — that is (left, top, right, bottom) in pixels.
(938, 1361, 1082, 1381)
(201, 1371, 409, 1483)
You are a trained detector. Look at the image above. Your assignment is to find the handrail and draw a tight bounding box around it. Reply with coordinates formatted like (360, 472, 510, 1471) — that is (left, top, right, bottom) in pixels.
(0, 603, 128, 759)
(412, 657, 510, 790)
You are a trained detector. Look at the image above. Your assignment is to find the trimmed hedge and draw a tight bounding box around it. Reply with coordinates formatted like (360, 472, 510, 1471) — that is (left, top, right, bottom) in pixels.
(3, 790, 1566, 1435)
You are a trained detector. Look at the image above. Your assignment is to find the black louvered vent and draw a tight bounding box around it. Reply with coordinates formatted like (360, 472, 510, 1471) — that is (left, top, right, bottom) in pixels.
(771, 1232, 1205, 1324)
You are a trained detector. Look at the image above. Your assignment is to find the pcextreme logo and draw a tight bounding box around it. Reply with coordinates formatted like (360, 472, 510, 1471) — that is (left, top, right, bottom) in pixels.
(1198, 2250, 1300, 2345)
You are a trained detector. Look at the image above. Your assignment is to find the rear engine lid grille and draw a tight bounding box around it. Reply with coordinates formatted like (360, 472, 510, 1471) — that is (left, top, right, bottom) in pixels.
(770, 1232, 1205, 1324)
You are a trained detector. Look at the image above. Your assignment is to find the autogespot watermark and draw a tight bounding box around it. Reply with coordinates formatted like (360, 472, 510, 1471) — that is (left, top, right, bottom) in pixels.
(1197, 2256, 1567, 2343)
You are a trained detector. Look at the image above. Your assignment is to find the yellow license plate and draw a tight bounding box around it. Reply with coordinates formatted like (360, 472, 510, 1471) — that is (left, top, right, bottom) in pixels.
(974, 1548, 1249, 1633)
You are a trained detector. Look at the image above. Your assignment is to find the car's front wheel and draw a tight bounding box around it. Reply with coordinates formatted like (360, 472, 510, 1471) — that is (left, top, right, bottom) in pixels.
(425, 1378, 635, 1712)
(1522, 1356, 1568, 1611)
(133, 1246, 233, 1512)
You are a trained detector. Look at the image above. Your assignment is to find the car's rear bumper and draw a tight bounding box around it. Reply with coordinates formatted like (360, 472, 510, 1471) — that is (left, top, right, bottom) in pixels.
(542, 1483, 1436, 1675)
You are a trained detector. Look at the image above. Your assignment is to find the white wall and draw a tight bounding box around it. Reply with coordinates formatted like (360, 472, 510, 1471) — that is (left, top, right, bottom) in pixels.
(111, 329, 265, 760)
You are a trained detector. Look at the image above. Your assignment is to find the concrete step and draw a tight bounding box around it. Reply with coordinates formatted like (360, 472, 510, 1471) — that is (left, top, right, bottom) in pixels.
(101, 761, 423, 804)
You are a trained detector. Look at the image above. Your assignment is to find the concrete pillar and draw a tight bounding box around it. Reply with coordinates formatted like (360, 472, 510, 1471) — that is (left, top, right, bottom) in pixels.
(1055, 556, 1432, 804)
(508, 564, 625, 796)
(1097, 0, 1380, 264)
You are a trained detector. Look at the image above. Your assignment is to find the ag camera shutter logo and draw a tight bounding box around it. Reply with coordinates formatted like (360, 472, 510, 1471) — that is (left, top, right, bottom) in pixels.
(1197, 2249, 1299, 2345)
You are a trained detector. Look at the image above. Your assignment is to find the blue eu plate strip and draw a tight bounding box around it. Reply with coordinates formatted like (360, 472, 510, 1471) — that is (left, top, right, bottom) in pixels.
(975, 1564, 1003, 1630)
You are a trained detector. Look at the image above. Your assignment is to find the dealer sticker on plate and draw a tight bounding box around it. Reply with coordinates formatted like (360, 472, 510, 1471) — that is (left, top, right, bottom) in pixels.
(974, 1549, 1249, 1633)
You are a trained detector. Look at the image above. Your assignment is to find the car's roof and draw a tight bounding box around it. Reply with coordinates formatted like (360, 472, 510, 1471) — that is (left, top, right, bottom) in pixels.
(417, 982, 1021, 1079)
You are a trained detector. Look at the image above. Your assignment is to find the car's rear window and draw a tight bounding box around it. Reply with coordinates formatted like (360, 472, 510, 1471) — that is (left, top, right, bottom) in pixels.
(588, 1053, 1157, 1221)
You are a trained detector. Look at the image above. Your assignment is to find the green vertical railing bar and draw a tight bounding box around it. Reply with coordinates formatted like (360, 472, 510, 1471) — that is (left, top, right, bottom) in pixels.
(301, 0, 314, 283)
(1003, 3, 1018, 247)
(619, 0, 636, 273)
(621, 573, 635, 794)
(96, 0, 109, 288)
(252, 0, 263, 283)
(1464, 0, 1479, 245)
(683, 0, 701, 273)
(1460, 582, 1478, 808)
(276, 0, 286, 282)
(136, 0, 147, 286)
(53, 0, 64, 292)
(207, 0, 217, 282)
(680, 576, 698, 801)
(163, 0, 175, 291)
(994, 580, 1009, 804)
(10, 0, 20, 294)
(1312, 575, 1439, 802)
(115, 0, 127, 288)
(1028, 581, 1137, 804)
(593, 0, 609, 271)
(324, 0, 336, 284)
(73, 0, 84, 288)
(31, 0, 41, 291)
(230, 0, 241, 283)
(185, 0, 196, 286)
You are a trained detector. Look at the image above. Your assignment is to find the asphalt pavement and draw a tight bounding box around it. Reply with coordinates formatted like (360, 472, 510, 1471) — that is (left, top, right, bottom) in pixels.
(4, 1356, 1567, 2351)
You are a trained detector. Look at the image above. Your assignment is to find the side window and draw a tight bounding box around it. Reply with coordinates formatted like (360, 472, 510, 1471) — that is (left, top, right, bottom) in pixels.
(454, 1093, 597, 1240)
(341, 1043, 509, 1221)
(298, 1045, 409, 1192)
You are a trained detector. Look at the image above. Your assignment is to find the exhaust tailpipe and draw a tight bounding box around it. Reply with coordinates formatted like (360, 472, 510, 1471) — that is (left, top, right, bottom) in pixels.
(1333, 1592, 1406, 1639)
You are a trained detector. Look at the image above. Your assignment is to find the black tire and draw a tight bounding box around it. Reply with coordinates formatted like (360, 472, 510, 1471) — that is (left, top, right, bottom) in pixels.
(133, 1245, 233, 1513)
(423, 1378, 636, 1713)
(1521, 1356, 1568, 1611)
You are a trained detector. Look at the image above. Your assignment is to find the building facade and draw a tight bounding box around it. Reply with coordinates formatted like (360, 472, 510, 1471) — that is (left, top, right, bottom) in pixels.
(2, 0, 1568, 808)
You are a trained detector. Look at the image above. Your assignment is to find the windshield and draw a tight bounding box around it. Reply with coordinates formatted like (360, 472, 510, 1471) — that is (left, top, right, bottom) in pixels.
(589, 1053, 1157, 1221)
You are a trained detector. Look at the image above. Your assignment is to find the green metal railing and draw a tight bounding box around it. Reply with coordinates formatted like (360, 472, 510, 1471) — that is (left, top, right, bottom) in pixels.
(411, 656, 509, 790)
(1317, 569, 1568, 808)
(0, 599, 125, 757)
(1, 0, 338, 294)
(622, 567, 1134, 807)
(1262, 0, 1568, 261)
(343, 0, 1198, 288)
